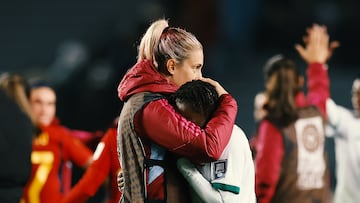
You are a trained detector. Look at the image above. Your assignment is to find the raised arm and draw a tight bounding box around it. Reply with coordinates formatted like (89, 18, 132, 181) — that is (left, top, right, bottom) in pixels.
(295, 24, 338, 117)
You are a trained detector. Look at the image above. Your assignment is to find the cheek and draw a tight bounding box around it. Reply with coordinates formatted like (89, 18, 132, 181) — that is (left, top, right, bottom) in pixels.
(31, 105, 42, 114)
(179, 70, 196, 84)
(48, 106, 56, 115)
(188, 69, 200, 79)
(192, 69, 202, 80)
(173, 68, 198, 86)
(188, 72, 197, 81)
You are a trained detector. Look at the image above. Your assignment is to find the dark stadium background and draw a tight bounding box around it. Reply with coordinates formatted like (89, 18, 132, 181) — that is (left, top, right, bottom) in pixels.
(1, 0, 359, 198)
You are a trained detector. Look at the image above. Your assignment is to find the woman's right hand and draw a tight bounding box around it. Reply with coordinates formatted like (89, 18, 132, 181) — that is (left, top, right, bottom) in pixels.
(200, 77, 228, 96)
(295, 24, 339, 64)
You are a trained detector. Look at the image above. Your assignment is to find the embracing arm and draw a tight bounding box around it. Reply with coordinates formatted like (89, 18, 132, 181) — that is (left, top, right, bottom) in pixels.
(141, 94, 237, 163)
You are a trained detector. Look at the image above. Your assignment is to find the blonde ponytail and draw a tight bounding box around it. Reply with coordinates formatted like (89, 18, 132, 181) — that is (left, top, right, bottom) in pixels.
(137, 19, 169, 67)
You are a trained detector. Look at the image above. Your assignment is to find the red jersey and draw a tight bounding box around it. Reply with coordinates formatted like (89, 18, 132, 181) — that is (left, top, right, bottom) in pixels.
(62, 128, 121, 203)
(21, 124, 92, 203)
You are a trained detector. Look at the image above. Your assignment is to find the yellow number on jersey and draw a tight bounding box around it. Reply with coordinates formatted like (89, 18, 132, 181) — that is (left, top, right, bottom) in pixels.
(27, 151, 54, 203)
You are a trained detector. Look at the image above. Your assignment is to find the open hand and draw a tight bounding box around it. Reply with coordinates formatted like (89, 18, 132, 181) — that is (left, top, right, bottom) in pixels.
(295, 24, 339, 64)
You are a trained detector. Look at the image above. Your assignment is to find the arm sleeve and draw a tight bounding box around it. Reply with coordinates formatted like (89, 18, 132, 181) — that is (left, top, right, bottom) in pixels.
(326, 98, 341, 128)
(62, 132, 113, 203)
(255, 120, 284, 203)
(177, 158, 223, 203)
(326, 98, 352, 138)
(142, 94, 238, 163)
(62, 129, 93, 167)
(306, 63, 329, 118)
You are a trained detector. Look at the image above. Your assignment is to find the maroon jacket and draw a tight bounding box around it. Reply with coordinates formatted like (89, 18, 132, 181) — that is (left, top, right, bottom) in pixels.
(117, 59, 238, 200)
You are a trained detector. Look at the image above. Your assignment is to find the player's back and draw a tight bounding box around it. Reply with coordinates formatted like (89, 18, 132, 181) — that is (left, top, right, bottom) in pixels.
(21, 130, 65, 203)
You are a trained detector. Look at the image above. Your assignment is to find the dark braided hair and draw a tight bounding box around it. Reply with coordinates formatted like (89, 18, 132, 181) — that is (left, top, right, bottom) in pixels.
(168, 80, 219, 121)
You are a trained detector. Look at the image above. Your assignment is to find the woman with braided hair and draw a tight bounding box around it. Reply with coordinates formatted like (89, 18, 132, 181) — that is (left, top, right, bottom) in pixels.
(170, 80, 256, 203)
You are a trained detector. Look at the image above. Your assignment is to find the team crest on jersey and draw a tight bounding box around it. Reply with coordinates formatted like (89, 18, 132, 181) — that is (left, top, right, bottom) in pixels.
(34, 132, 49, 146)
(295, 116, 325, 190)
(301, 124, 321, 152)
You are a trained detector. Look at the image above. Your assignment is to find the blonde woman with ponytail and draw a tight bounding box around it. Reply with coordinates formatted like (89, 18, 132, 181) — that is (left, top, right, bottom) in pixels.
(117, 19, 237, 203)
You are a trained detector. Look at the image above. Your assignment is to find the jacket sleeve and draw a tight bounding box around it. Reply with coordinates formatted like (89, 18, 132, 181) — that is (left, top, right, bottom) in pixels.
(62, 131, 113, 203)
(255, 120, 284, 203)
(62, 127, 93, 168)
(141, 94, 237, 163)
(306, 63, 329, 118)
